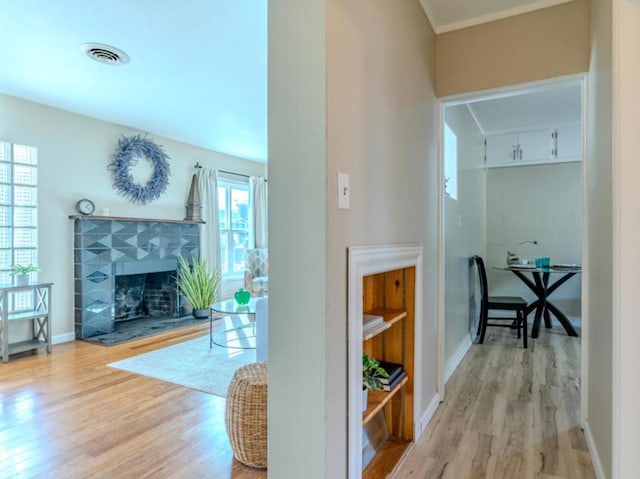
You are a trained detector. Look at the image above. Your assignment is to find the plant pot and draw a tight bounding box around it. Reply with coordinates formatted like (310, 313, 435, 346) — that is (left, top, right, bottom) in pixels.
(192, 308, 210, 319)
(362, 386, 368, 412)
(15, 274, 29, 286)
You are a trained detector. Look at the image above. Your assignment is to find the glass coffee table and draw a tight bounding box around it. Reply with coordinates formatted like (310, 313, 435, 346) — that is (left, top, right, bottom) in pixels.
(209, 298, 260, 349)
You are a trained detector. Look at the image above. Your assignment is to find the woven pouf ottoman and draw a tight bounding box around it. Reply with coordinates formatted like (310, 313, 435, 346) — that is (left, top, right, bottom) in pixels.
(225, 361, 268, 469)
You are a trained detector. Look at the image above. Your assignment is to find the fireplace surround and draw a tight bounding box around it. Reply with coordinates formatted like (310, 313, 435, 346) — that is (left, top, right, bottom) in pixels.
(72, 216, 201, 339)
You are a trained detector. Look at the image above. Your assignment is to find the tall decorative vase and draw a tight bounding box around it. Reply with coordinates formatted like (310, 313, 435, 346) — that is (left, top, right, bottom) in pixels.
(184, 173, 202, 221)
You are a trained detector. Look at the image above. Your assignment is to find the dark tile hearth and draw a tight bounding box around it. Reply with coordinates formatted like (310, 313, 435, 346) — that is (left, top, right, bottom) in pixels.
(83, 315, 209, 346)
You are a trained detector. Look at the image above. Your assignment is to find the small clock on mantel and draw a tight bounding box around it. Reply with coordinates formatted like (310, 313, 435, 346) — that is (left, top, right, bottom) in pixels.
(75, 198, 95, 216)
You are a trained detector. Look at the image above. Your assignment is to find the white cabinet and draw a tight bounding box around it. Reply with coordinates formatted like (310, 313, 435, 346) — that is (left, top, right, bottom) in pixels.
(518, 129, 555, 162)
(485, 124, 581, 168)
(485, 133, 519, 164)
(485, 129, 554, 166)
(554, 124, 582, 160)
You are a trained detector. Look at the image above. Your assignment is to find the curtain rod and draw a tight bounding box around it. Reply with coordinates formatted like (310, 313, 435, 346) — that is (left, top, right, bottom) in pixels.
(193, 163, 266, 181)
(219, 169, 250, 179)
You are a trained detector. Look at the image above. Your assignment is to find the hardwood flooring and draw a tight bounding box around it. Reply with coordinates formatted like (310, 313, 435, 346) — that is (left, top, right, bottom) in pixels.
(393, 326, 594, 479)
(1, 320, 594, 478)
(0, 322, 266, 479)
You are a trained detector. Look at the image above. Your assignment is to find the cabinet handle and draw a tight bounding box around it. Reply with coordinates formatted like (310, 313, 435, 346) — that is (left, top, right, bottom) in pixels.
(518, 147, 522, 160)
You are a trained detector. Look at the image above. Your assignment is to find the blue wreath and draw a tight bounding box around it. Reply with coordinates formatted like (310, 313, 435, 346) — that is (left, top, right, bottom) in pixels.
(109, 135, 171, 205)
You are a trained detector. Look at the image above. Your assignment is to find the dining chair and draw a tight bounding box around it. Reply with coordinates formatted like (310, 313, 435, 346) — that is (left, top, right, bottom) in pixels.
(473, 255, 529, 348)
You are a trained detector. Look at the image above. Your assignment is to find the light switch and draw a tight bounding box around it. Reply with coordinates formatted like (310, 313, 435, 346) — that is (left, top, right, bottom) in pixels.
(338, 172, 350, 209)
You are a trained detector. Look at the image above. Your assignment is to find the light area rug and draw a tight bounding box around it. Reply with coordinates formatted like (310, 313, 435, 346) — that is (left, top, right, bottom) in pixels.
(108, 319, 256, 397)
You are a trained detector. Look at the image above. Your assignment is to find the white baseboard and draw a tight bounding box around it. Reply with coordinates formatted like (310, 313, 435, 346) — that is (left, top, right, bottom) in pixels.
(583, 420, 606, 479)
(445, 335, 472, 382)
(418, 393, 441, 439)
(53, 332, 75, 344)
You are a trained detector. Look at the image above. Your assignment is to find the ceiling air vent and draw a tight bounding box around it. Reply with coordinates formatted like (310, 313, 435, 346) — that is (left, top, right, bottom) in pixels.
(80, 43, 130, 65)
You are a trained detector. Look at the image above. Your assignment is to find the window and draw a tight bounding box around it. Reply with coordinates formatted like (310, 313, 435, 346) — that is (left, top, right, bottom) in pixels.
(0, 142, 38, 308)
(218, 178, 249, 276)
(444, 123, 458, 200)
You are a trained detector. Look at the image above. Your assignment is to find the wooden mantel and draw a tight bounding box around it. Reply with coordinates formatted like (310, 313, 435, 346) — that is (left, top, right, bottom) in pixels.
(68, 215, 205, 225)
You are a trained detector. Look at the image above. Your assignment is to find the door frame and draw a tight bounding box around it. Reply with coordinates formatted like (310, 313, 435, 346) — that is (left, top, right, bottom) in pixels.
(435, 74, 589, 418)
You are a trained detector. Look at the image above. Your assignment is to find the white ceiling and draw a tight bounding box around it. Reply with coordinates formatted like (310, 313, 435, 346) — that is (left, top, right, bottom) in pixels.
(0, 1, 577, 164)
(0, 1, 268, 163)
(466, 82, 582, 134)
(420, 0, 574, 33)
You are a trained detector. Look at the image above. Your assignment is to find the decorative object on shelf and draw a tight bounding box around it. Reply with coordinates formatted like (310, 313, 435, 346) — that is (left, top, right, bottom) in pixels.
(362, 353, 389, 411)
(10, 264, 41, 286)
(176, 256, 221, 319)
(75, 198, 95, 216)
(184, 173, 202, 221)
(535, 256, 551, 268)
(234, 288, 251, 306)
(109, 134, 171, 205)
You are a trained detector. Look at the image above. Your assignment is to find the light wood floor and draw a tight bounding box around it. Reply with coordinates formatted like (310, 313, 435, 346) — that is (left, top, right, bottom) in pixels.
(394, 325, 595, 479)
(1, 322, 594, 479)
(0, 322, 266, 479)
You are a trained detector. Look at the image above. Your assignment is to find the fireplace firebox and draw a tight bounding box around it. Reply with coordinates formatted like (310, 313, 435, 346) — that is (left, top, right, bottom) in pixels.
(113, 259, 184, 322)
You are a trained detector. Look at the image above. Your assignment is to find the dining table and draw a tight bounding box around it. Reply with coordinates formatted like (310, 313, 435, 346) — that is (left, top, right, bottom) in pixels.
(495, 264, 581, 338)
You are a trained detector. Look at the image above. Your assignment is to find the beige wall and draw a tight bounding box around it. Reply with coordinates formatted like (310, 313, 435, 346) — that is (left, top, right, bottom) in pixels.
(325, 3, 437, 474)
(435, 0, 590, 97)
(612, 0, 640, 477)
(268, 0, 437, 476)
(443, 104, 486, 375)
(0, 93, 266, 340)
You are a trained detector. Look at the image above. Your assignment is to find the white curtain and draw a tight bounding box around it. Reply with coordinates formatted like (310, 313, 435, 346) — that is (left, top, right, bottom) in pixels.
(197, 168, 221, 273)
(249, 176, 268, 249)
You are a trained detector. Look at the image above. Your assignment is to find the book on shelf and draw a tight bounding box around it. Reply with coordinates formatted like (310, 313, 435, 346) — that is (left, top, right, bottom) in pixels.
(382, 371, 407, 392)
(363, 314, 384, 331)
(376, 360, 403, 385)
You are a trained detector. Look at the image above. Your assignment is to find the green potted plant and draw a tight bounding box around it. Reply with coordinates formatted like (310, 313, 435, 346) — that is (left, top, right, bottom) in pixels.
(10, 264, 41, 286)
(362, 353, 389, 411)
(177, 256, 221, 319)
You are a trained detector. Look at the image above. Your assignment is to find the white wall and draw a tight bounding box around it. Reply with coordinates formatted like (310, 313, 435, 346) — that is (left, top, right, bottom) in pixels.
(0, 93, 266, 340)
(585, 0, 613, 476)
(486, 162, 583, 319)
(268, 0, 328, 477)
(443, 104, 486, 376)
(268, 0, 437, 477)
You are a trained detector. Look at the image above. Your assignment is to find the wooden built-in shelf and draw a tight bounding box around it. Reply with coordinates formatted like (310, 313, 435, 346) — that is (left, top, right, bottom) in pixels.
(362, 375, 408, 426)
(359, 266, 416, 476)
(68, 215, 205, 224)
(362, 308, 407, 341)
(362, 438, 413, 479)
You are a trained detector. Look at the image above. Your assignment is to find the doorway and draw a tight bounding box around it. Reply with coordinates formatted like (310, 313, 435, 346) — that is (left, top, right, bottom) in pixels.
(438, 75, 587, 409)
